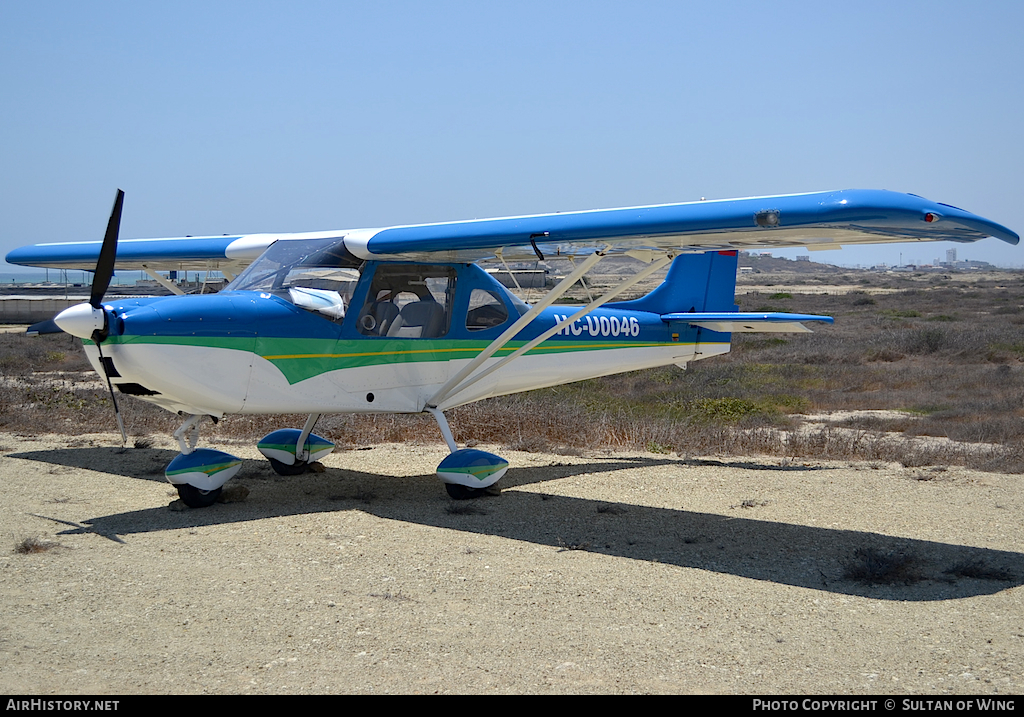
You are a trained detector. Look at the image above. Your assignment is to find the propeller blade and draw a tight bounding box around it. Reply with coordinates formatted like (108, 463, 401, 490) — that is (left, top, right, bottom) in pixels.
(90, 189, 124, 309)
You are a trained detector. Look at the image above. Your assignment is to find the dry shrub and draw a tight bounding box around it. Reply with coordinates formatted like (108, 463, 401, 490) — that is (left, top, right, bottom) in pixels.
(944, 559, 1015, 582)
(843, 547, 923, 585)
(14, 537, 61, 554)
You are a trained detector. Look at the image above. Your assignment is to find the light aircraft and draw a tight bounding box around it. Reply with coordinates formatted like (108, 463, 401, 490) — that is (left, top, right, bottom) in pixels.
(6, 189, 1018, 507)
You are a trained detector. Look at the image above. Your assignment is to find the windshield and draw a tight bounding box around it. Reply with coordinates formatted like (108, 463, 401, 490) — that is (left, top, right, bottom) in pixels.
(225, 237, 363, 320)
(227, 238, 362, 292)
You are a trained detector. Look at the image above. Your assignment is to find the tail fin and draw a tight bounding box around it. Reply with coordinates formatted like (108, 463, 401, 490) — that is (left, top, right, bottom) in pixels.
(608, 250, 739, 314)
(607, 250, 832, 335)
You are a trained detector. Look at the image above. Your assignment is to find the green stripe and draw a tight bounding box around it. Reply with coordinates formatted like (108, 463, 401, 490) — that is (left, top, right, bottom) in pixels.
(440, 464, 508, 480)
(257, 441, 331, 454)
(93, 335, 703, 385)
(166, 460, 241, 477)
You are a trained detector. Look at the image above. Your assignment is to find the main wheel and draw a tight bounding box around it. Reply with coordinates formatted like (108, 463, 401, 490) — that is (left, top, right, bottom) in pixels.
(445, 483, 488, 500)
(268, 457, 309, 476)
(176, 484, 223, 508)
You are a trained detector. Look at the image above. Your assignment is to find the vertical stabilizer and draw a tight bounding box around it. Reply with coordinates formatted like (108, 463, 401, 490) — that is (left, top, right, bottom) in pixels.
(606, 250, 739, 315)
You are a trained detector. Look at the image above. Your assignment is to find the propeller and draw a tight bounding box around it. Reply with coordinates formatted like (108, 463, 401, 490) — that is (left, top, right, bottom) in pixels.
(27, 191, 122, 338)
(51, 189, 123, 341)
(51, 189, 128, 446)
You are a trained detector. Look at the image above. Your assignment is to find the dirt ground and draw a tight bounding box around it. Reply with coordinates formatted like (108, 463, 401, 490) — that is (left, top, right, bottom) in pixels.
(1, 432, 1021, 695)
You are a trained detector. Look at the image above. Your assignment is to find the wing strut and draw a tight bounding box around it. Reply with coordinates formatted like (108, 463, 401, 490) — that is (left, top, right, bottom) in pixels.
(427, 249, 609, 408)
(429, 250, 676, 410)
(495, 249, 524, 294)
(142, 266, 186, 296)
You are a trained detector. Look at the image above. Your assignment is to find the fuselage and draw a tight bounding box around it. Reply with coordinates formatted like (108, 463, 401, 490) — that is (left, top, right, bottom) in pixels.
(82, 261, 729, 417)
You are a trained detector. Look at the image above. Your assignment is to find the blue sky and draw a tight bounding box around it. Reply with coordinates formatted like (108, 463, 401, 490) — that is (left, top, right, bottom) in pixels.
(2, 1, 1021, 270)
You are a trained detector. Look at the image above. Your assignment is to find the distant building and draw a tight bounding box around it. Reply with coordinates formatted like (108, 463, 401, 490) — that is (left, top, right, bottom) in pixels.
(485, 268, 548, 288)
(946, 248, 957, 264)
(796, 255, 810, 262)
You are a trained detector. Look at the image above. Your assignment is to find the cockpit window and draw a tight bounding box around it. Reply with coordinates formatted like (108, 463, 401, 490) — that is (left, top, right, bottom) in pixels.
(225, 238, 363, 321)
(466, 289, 510, 331)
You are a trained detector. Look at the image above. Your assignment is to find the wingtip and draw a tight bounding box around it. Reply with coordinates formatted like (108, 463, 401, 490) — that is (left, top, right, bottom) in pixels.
(998, 229, 1020, 246)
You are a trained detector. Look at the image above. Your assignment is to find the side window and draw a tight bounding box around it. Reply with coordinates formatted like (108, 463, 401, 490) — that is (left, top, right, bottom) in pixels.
(357, 265, 456, 338)
(466, 289, 510, 331)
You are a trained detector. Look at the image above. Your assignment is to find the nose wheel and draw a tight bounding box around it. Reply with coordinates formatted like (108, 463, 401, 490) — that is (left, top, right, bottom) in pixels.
(165, 416, 242, 508)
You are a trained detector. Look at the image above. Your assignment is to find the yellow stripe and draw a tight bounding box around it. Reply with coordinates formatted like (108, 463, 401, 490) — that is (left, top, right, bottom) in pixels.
(262, 342, 682, 361)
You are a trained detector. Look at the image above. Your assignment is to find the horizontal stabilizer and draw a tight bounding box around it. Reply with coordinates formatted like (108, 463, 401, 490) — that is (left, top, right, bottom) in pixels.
(661, 312, 834, 333)
(25, 318, 64, 336)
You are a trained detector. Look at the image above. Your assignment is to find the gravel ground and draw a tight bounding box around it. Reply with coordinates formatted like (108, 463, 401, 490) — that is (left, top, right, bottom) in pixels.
(1, 432, 1021, 695)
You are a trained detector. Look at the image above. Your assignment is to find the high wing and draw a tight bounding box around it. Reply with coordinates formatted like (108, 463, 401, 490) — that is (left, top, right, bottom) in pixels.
(4, 230, 346, 273)
(343, 189, 1019, 262)
(6, 189, 1018, 272)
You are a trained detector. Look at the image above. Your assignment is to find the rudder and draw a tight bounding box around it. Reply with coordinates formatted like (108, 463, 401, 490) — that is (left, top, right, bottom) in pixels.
(607, 250, 739, 315)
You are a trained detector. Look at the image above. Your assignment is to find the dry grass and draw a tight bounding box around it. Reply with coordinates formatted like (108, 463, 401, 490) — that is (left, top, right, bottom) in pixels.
(556, 538, 592, 552)
(943, 559, 1016, 582)
(14, 536, 62, 554)
(842, 547, 923, 585)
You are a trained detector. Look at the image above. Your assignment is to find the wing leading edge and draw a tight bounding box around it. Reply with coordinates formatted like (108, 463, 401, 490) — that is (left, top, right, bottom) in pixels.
(5, 189, 1017, 271)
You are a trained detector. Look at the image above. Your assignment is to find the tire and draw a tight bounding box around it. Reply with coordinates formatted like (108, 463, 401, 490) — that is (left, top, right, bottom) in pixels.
(445, 483, 487, 500)
(176, 484, 223, 508)
(268, 457, 309, 476)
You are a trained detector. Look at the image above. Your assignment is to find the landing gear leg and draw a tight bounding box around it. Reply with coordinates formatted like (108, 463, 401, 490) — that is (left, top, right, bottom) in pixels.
(173, 413, 204, 454)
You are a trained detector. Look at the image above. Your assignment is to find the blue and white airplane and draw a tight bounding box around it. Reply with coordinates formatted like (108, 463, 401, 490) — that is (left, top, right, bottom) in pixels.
(6, 189, 1018, 507)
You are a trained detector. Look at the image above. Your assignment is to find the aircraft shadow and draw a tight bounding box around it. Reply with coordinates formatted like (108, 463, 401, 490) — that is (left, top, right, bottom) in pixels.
(16, 447, 1023, 601)
(11, 446, 182, 484)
